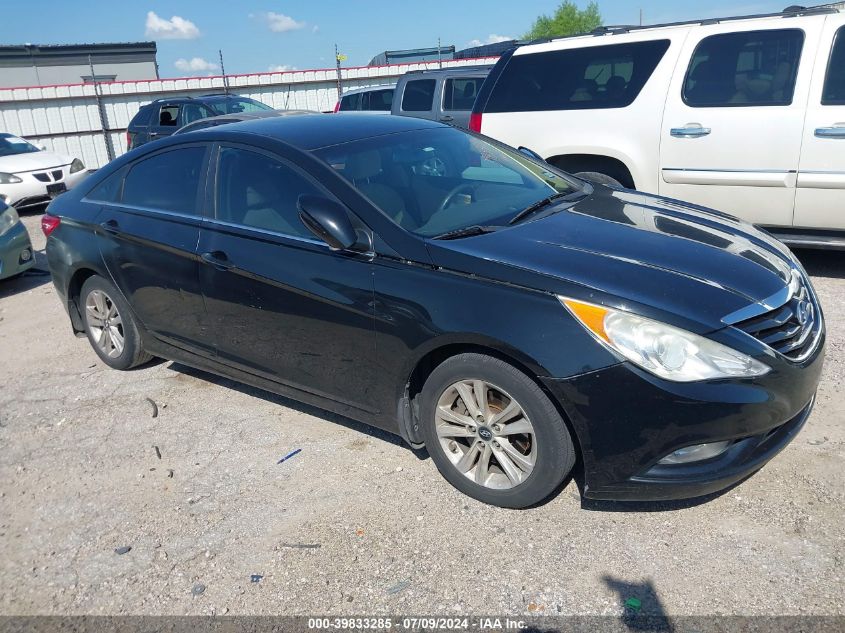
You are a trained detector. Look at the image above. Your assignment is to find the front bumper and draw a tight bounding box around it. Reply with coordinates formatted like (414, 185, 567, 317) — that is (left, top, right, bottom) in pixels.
(543, 335, 825, 501)
(0, 221, 35, 280)
(0, 168, 88, 211)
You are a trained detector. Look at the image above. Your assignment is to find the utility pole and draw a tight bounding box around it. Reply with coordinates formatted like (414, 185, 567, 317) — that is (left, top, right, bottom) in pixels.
(639, 9, 643, 26)
(219, 49, 229, 95)
(89, 54, 115, 162)
(335, 44, 343, 100)
(437, 37, 443, 68)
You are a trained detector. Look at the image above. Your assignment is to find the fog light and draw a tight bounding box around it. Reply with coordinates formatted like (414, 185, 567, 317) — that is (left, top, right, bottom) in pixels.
(20, 248, 32, 262)
(658, 440, 732, 465)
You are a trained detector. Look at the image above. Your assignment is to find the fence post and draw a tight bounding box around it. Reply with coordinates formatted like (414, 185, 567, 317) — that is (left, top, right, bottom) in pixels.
(89, 55, 115, 163)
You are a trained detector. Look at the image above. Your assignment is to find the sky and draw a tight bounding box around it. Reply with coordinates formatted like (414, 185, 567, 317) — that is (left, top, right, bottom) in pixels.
(7, 0, 789, 77)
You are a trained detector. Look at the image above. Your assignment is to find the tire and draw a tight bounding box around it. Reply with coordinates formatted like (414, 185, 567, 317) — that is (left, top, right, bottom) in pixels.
(573, 171, 624, 188)
(420, 353, 576, 508)
(80, 275, 152, 370)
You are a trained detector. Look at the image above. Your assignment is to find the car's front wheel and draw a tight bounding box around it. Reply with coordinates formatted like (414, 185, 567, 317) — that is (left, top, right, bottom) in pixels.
(420, 353, 576, 508)
(80, 275, 151, 370)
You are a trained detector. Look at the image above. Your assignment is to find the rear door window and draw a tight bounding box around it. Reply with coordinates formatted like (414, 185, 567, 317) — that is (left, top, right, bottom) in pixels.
(158, 105, 180, 127)
(402, 79, 436, 112)
(485, 40, 670, 112)
(683, 29, 804, 107)
(443, 77, 485, 111)
(369, 89, 394, 111)
(121, 147, 206, 214)
(822, 26, 845, 105)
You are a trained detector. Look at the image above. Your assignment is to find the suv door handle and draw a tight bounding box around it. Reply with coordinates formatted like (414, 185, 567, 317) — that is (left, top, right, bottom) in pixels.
(440, 115, 454, 123)
(815, 126, 845, 139)
(201, 250, 234, 271)
(670, 124, 711, 138)
(99, 219, 119, 233)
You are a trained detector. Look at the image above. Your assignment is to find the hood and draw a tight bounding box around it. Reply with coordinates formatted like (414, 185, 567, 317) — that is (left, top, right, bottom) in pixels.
(426, 187, 796, 333)
(0, 150, 73, 174)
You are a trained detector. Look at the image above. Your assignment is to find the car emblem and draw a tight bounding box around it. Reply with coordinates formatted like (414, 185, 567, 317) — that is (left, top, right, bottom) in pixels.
(796, 300, 812, 326)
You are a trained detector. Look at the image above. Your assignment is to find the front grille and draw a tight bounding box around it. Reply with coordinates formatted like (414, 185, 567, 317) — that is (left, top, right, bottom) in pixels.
(735, 271, 821, 361)
(33, 172, 50, 183)
(52, 169, 63, 181)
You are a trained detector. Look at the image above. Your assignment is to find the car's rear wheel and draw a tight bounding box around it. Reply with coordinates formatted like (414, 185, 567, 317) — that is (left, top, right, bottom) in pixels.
(80, 275, 151, 370)
(420, 353, 576, 508)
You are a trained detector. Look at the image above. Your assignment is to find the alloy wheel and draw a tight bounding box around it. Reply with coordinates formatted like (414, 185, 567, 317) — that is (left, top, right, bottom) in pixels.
(435, 379, 536, 489)
(84, 289, 125, 358)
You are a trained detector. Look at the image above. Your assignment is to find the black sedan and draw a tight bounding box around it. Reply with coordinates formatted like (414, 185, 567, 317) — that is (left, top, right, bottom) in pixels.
(43, 114, 824, 508)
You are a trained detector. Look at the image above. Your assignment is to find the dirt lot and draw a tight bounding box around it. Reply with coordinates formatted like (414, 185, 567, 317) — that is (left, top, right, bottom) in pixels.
(0, 211, 843, 618)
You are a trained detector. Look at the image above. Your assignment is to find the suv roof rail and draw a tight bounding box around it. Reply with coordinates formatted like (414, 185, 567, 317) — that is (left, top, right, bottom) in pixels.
(541, 4, 838, 45)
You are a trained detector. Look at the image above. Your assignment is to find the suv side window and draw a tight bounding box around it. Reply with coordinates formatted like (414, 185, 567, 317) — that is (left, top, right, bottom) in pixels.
(443, 78, 485, 111)
(370, 89, 394, 111)
(121, 147, 205, 214)
(683, 29, 804, 107)
(340, 92, 363, 111)
(216, 146, 322, 239)
(485, 40, 670, 112)
(159, 105, 180, 126)
(823, 26, 845, 105)
(181, 103, 214, 126)
(402, 79, 436, 111)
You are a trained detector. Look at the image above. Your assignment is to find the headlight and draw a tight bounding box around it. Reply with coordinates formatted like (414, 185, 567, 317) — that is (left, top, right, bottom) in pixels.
(0, 205, 21, 237)
(0, 172, 23, 184)
(69, 158, 85, 173)
(560, 297, 770, 382)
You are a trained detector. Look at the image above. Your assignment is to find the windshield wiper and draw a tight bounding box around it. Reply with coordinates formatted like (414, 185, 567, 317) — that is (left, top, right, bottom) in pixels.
(433, 225, 498, 240)
(508, 191, 578, 226)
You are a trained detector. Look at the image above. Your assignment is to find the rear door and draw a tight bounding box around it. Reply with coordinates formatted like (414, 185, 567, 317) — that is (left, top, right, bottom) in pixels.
(197, 143, 378, 411)
(794, 19, 845, 231)
(439, 75, 487, 127)
(659, 18, 825, 227)
(96, 144, 213, 357)
(395, 78, 438, 121)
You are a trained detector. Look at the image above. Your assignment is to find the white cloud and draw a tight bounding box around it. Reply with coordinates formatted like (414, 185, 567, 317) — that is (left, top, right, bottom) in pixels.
(466, 34, 513, 47)
(268, 64, 297, 72)
(263, 12, 306, 33)
(174, 57, 218, 73)
(145, 11, 201, 39)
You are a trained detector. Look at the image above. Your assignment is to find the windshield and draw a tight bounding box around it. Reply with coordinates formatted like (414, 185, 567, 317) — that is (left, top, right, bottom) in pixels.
(209, 98, 273, 115)
(0, 133, 41, 158)
(313, 127, 579, 237)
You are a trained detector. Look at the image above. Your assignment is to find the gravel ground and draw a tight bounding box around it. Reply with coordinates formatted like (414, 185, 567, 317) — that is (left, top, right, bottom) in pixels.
(0, 211, 843, 617)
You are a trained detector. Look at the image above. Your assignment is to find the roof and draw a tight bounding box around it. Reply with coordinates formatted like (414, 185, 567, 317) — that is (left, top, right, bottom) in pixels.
(192, 112, 445, 151)
(0, 42, 157, 67)
(341, 84, 396, 96)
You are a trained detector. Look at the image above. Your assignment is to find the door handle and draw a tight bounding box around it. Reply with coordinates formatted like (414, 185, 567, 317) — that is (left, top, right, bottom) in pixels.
(815, 126, 845, 139)
(670, 124, 711, 138)
(201, 251, 234, 271)
(440, 115, 454, 123)
(99, 219, 119, 233)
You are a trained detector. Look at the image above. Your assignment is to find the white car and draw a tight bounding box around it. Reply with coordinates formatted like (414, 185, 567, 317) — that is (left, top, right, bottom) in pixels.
(0, 133, 88, 211)
(471, 6, 845, 248)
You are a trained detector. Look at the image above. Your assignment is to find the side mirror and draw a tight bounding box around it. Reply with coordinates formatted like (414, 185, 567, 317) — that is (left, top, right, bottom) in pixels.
(518, 146, 545, 162)
(298, 195, 358, 251)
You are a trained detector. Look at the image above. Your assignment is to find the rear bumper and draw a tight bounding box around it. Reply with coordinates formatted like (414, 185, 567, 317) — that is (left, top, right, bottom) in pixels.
(0, 222, 35, 280)
(542, 336, 825, 501)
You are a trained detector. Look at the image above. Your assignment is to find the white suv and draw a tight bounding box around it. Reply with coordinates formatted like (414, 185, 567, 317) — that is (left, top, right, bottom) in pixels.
(471, 6, 845, 247)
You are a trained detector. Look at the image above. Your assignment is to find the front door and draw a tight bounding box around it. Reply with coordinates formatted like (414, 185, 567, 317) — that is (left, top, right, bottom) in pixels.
(197, 144, 378, 411)
(794, 21, 845, 231)
(96, 144, 213, 357)
(659, 19, 825, 227)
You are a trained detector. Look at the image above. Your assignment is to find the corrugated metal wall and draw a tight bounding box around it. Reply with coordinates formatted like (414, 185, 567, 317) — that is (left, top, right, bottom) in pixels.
(0, 57, 497, 168)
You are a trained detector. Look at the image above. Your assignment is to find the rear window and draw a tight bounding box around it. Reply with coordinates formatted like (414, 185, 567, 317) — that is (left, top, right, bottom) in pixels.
(339, 92, 364, 111)
(823, 26, 845, 105)
(121, 147, 205, 214)
(683, 29, 804, 107)
(443, 77, 485, 111)
(401, 79, 436, 112)
(369, 89, 394, 111)
(485, 40, 670, 112)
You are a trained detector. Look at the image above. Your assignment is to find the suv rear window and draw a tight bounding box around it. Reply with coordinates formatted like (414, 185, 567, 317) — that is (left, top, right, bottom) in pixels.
(443, 77, 485, 111)
(823, 26, 845, 105)
(401, 79, 436, 112)
(484, 40, 670, 112)
(683, 29, 804, 107)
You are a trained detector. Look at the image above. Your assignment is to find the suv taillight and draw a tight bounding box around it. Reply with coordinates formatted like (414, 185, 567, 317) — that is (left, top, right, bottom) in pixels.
(126, 131, 132, 150)
(41, 214, 60, 237)
(333, 101, 340, 113)
(469, 112, 482, 133)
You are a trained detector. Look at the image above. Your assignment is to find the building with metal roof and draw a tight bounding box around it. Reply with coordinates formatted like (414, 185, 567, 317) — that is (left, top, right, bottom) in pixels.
(0, 42, 158, 88)
(368, 45, 456, 67)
